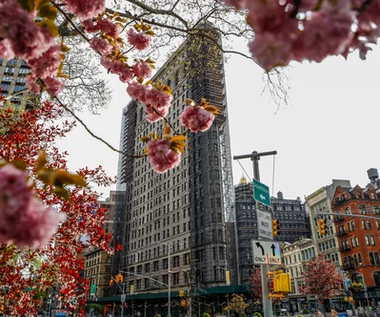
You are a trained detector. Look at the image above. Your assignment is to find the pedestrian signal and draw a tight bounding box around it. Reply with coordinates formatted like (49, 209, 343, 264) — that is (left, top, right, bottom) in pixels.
(273, 273, 292, 293)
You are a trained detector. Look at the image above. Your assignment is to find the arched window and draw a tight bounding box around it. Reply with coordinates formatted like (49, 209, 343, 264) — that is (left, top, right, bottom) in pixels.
(375, 252, 380, 265)
(359, 205, 367, 215)
(369, 252, 375, 265)
(374, 272, 380, 287)
(345, 207, 352, 214)
(374, 206, 380, 215)
(352, 273, 364, 284)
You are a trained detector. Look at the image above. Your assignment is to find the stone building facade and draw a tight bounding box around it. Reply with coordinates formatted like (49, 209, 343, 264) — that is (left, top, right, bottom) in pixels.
(114, 23, 234, 303)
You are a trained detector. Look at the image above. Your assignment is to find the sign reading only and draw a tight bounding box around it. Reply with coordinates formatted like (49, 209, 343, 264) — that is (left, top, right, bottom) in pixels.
(253, 179, 271, 207)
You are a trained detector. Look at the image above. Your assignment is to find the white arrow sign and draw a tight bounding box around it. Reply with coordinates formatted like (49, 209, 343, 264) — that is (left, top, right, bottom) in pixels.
(252, 240, 281, 265)
(260, 194, 266, 200)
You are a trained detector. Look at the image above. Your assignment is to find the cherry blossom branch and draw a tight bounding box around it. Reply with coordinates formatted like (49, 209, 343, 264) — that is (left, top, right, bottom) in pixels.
(54, 96, 146, 159)
(125, 0, 189, 29)
(52, 1, 90, 43)
(150, 105, 180, 135)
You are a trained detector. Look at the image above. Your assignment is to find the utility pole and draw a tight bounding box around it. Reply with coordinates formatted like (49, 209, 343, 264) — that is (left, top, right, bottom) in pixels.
(233, 150, 277, 317)
(121, 282, 125, 317)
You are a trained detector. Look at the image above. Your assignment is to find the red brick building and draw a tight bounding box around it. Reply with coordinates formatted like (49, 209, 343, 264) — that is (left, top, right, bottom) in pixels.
(331, 182, 380, 307)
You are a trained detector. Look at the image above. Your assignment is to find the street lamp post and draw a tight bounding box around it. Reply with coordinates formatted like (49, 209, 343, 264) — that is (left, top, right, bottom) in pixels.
(168, 243, 171, 317)
(119, 242, 171, 317)
(47, 295, 52, 317)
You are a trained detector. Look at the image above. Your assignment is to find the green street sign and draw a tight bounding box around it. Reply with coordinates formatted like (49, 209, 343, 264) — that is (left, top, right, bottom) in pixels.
(253, 179, 270, 207)
(90, 284, 96, 296)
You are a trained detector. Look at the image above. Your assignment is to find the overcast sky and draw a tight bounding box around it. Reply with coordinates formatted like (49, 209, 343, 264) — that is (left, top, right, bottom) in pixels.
(56, 39, 380, 202)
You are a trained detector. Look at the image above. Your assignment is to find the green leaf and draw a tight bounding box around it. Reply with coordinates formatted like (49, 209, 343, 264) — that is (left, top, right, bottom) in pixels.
(38, 2, 57, 20)
(17, 0, 36, 12)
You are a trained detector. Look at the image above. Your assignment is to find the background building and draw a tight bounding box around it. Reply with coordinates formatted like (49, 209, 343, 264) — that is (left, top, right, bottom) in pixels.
(332, 168, 380, 307)
(0, 58, 34, 109)
(281, 238, 317, 313)
(84, 191, 120, 299)
(305, 179, 351, 268)
(272, 191, 310, 243)
(109, 23, 240, 317)
(234, 176, 311, 286)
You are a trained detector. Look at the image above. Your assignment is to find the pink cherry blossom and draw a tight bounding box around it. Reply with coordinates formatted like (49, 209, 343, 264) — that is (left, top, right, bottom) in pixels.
(0, 164, 31, 217)
(0, 164, 65, 249)
(100, 55, 113, 69)
(127, 28, 152, 50)
(81, 19, 100, 33)
(26, 75, 41, 95)
(248, 32, 293, 71)
(44, 76, 64, 96)
(0, 1, 55, 59)
(132, 61, 153, 79)
(145, 104, 171, 122)
(147, 138, 181, 173)
(90, 37, 112, 55)
(0, 39, 14, 60)
(127, 81, 149, 104)
(146, 87, 172, 109)
(98, 18, 121, 38)
(293, 1, 353, 62)
(63, 0, 105, 21)
(27, 45, 61, 79)
(180, 105, 215, 132)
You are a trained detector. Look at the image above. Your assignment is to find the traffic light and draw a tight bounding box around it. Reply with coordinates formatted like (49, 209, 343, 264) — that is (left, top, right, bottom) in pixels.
(179, 289, 185, 297)
(272, 219, 280, 236)
(115, 273, 124, 283)
(318, 219, 326, 236)
(130, 284, 134, 294)
(109, 279, 114, 286)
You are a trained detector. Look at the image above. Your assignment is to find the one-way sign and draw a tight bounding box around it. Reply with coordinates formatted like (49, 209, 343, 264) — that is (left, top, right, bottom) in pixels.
(253, 179, 271, 207)
(252, 240, 281, 265)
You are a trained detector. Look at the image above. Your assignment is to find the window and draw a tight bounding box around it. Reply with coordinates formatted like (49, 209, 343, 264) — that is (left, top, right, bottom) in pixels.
(359, 205, 367, 215)
(374, 272, 380, 286)
(173, 256, 180, 267)
(184, 253, 190, 265)
(173, 272, 180, 285)
(153, 261, 159, 271)
(370, 252, 375, 265)
(374, 206, 380, 215)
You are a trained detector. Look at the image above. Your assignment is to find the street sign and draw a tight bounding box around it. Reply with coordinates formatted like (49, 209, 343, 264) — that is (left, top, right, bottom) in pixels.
(90, 284, 96, 296)
(253, 179, 271, 207)
(257, 210, 273, 240)
(252, 240, 281, 265)
(121, 294, 126, 303)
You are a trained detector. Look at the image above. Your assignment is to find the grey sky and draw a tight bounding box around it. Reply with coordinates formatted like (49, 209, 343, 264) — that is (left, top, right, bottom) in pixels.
(56, 40, 380, 201)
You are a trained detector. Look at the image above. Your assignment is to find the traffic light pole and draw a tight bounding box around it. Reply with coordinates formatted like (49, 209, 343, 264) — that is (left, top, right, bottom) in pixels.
(234, 150, 277, 317)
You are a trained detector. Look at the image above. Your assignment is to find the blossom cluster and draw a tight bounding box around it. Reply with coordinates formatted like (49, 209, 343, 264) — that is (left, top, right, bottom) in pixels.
(223, 0, 380, 70)
(0, 164, 65, 249)
(0, 0, 63, 95)
(180, 98, 219, 132)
